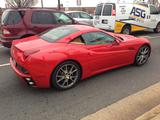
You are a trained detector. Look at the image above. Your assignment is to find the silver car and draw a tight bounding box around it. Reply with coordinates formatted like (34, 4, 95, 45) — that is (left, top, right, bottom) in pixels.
(65, 11, 93, 26)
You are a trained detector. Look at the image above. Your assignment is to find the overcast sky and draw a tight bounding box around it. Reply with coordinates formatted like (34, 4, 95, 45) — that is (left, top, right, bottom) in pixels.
(0, 0, 104, 8)
(0, 0, 149, 8)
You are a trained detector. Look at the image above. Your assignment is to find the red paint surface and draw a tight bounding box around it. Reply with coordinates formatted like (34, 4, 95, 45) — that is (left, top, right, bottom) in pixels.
(10, 25, 151, 88)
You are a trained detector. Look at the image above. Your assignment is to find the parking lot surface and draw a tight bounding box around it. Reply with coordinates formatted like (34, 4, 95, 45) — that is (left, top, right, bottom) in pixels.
(0, 31, 160, 120)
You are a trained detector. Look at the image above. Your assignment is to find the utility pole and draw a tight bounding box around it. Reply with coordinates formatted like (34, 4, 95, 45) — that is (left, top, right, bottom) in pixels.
(58, 0, 61, 10)
(41, 0, 44, 8)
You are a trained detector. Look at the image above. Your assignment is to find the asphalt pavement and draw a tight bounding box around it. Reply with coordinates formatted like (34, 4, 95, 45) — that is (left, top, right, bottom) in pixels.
(0, 31, 160, 120)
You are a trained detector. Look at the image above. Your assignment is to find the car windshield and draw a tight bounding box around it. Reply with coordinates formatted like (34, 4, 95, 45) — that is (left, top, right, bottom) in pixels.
(40, 26, 79, 42)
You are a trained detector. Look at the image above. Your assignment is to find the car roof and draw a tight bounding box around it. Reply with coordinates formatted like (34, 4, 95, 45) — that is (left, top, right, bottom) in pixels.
(65, 11, 88, 13)
(66, 25, 100, 31)
(5, 7, 58, 11)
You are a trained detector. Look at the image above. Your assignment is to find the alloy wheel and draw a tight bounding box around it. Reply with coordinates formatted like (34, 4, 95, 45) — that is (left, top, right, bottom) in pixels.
(135, 46, 150, 65)
(55, 63, 80, 89)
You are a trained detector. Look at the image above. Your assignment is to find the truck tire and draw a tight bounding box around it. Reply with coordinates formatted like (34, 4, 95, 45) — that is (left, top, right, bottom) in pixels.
(121, 25, 131, 35)
(154, 23, 160, 33)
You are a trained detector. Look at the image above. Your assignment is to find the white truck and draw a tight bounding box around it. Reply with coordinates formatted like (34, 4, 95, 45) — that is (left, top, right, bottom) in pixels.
(93, 0, 160, 34)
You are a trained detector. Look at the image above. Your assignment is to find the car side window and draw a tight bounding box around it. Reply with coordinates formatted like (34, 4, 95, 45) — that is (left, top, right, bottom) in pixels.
(80, 12, 91, 19)
(72, 12, 80, 18)
(67, 13, 73, 17)
(53, 12, 73, 24)
(70, 36, 85, 45)
(81, 32, 115, 45)
(31, 11, 57, 24)
(2, 11, 24, 25)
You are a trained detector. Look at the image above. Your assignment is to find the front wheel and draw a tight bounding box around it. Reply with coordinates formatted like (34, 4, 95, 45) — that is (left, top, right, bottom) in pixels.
(51, 61, 81, 90)
(134, 45, 150, 66)
(154, 23, 160, 33)
(121, 26, 131, 35)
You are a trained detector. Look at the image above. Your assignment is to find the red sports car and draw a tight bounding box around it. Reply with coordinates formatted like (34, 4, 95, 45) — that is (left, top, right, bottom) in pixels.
(10, 25, 151, 90)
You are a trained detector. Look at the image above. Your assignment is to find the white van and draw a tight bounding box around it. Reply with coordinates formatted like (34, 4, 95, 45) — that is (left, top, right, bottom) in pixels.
(93, 0, 160, 34)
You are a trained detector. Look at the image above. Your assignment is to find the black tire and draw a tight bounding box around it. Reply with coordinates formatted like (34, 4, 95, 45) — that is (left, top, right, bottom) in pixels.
(121, 25, 131, 35)
(51, 61, 81, 90)
(154, 23, 160, 33)
(134, 45, 150, 66)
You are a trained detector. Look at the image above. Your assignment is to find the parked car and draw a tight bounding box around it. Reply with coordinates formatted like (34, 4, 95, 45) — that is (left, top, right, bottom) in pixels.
(93, 2, 160, 34)
(0, 8, 78, 48)
(65, 11, 93, 26)
(10, 25, 151, 90)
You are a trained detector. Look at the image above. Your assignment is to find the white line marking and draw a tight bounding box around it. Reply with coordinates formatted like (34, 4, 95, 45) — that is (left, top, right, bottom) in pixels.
(0, 63, 10, 67)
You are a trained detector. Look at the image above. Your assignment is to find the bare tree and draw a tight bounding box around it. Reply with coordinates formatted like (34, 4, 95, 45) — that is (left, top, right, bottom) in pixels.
(5, 0, 38, 8)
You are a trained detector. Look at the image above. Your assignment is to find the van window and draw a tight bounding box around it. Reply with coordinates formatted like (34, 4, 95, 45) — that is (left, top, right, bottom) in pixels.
(150, 5, 159, 14)
(1, 11, 24, 25)
(102, 4, 112, 16)
(32, 11, 57, 24)
(95, 4, 103, 15)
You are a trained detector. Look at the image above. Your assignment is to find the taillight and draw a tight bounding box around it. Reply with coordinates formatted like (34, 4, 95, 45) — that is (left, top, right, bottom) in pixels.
(3, 29, 11, 35)
(112, 9, 116, 16)
(23, 49, 40, 59)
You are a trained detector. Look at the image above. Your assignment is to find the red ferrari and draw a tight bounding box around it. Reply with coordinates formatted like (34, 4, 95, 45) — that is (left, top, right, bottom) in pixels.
(10, 25, 151, 90)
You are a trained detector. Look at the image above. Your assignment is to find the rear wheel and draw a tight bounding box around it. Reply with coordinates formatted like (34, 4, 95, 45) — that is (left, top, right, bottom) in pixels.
(121, 25, 131, 35)
(154, 23, 160, 33)
(134, 45, 150, 66)
(51, 61, 81, 90)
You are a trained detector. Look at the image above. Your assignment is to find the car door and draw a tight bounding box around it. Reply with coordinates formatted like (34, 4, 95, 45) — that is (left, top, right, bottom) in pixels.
(82, 31, 135, 72)
(79, 12, 93, 26)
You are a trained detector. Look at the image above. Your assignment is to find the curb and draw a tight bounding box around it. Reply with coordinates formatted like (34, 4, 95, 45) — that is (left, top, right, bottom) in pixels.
(81, 82, 160, 120)
(135, 104, 160, 120)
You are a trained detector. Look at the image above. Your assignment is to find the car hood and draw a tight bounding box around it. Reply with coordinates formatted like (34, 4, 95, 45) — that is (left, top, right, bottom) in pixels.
(13, 35, 67, 52)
